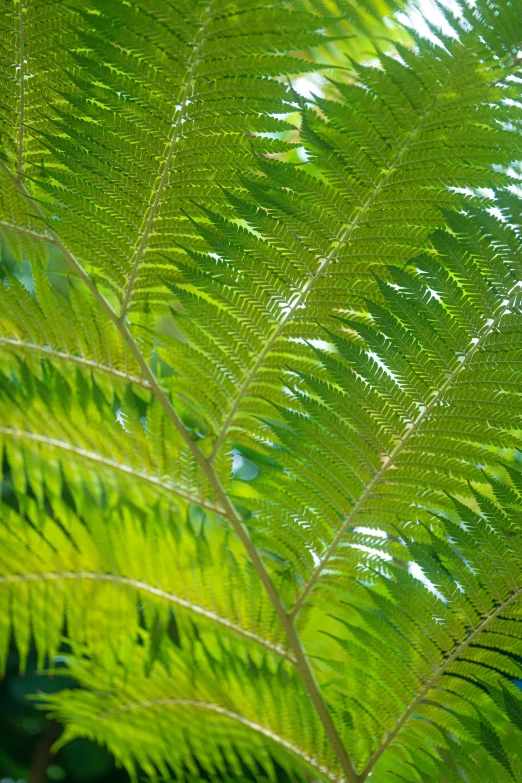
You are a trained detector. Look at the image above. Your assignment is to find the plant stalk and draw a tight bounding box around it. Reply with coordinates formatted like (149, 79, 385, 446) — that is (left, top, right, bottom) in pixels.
(3, 161, 359, 783)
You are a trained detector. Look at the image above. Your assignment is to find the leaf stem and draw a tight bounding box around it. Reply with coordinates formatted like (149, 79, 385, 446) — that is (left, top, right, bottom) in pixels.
(2, 160, 358, 783)
(360, 586, 522, 780)
(0, 426, 223, 515)
(102, 698, 342, 782)
(290, 281, 522, 618)
(0, 571, 293, 661)
(17, 0, 25, 184)
(119, 3, 213, 320)
(0, 338, 150, 389)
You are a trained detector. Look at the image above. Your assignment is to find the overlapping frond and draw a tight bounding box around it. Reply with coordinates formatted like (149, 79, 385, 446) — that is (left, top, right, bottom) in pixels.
(41, 642, 342, 783)
(161, 31, 520, 465)
(307, 471, 522, 781)
(256, 203, 522, 610)
(0, 0, 522, 781)
(30, 467, 522, 783)
(0, 0, 77, 177)
(0, 263, 147, 388)
(0, 355, 220, 513)
(17, 0, 324, 311)
(0, 496, 288, 673)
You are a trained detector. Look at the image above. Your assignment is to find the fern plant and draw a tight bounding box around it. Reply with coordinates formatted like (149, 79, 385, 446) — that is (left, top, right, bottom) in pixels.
(1, 0, 522, 780)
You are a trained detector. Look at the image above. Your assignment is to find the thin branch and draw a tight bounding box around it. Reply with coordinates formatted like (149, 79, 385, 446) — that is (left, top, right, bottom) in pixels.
(0, 427, 223, 516)
(118, 3, 213, 319)
(0, 338, 151, 390)
(28, 722, 60, 783)
(360, 586, 522, 780)
(101, 698, 341, 783)
(290, 282, 522, 618)
(0, 220, 54, 244)
(1, 167, 358, 783)
(0, 571, 294, 662)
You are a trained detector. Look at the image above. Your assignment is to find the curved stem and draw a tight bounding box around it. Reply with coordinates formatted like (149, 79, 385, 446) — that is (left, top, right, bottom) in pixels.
(0, 426, 223, 516)
(360, 586, 522, 780)
(119, 3, 213, 319)
(0, 338, 150, 390)
(290, 282, 522, 618)
(2, 162, 358, 783)
(0, 571, 293, 662)
(0, 220, 54, 244)
(101, 698, 342, 783)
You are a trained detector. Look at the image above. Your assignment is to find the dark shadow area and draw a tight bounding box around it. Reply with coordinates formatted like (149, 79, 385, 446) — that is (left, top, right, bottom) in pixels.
(0, 643, 129, 783)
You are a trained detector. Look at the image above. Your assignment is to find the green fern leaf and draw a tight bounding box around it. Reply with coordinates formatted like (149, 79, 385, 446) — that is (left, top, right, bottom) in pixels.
(0, 2, 522, 782)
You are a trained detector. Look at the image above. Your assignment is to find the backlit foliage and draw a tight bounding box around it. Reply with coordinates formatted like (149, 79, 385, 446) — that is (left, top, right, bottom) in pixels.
(1, 1, 522, 781)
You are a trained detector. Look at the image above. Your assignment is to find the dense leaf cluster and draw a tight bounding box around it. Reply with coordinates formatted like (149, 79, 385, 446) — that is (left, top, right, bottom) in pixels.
(1, 1, 522, 781)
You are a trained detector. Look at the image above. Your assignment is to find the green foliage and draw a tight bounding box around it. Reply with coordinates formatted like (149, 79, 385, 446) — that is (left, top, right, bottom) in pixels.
(1, 0, 522, 781)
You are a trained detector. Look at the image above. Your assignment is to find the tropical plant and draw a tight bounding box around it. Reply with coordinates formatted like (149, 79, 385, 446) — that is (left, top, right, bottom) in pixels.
(1, 0, 522, 781)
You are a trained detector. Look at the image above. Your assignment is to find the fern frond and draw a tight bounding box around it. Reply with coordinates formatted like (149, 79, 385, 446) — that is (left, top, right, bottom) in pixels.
(162, 31, 519, 464)
(360, 477, 522, 780)
(1, 1, 522, 781)
(0, 264, 149, 389)
(291, 470, 522, 779)
(0, 0, 77, 178)
(0, 357, 221, 514)
(0, 496, 290, 673)
(30, 471, 522, 782)
(41, 642, 342, 783)
(249, 207, 522, 610)
(13, 0, 323, 311)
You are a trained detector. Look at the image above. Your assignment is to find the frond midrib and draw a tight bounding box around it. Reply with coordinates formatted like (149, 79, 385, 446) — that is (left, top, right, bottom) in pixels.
(99, 697, 340, 782)
(291, 280, 522, 617)
(0, 220, 54, 245)
(360, 585, 522, 779)
(16, 0, 24, 182)
(119, 2, 214, 318)
(0, 337, 150, 390)
(0, 570, 292, 661)
(0, 426, 223, 515)
(209, 70, 453, 464)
